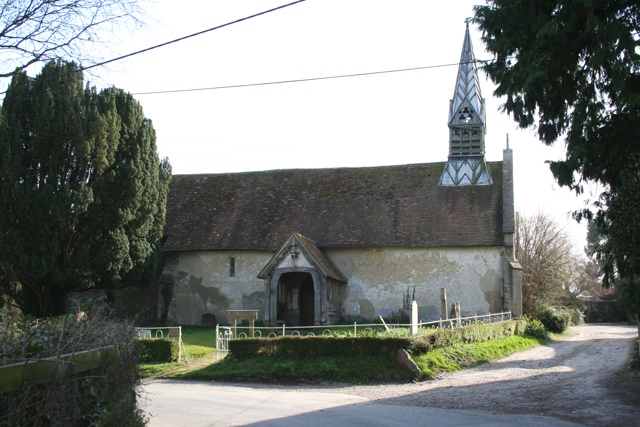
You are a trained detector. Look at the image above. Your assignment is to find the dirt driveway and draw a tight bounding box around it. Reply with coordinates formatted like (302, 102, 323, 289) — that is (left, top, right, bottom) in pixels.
(142, 324, 639, 426)
(335, 323, 640, 426)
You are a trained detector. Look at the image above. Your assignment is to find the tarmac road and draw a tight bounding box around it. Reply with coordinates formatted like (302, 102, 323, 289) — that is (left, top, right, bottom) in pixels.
(141, 380, 581, 427)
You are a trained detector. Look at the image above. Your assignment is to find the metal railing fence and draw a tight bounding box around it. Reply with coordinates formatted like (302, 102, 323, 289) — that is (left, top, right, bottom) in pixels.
(135, 326, 188, 363)
(215, 311, 512, 359)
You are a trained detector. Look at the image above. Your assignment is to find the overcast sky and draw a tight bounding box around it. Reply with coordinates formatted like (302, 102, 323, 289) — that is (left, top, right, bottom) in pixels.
(35, 0, 600, 249)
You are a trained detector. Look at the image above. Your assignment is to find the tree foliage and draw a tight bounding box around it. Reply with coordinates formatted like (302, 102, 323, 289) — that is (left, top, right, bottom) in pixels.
(0, 0, 145, 79)
(516, 211, 582, 315)
(474, 0, 640, 317)
(0, 60, 171, 316)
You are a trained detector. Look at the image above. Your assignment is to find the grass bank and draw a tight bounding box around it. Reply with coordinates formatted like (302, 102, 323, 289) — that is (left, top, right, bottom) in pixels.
(141, 327, 543, 383)
(413, 334, 542, 378)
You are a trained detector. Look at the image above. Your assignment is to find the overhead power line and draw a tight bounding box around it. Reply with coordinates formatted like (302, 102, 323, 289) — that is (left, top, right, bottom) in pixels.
(131, 59, 495, 96)
(80, 0, 307, 72)
(0, 0, 307, 95)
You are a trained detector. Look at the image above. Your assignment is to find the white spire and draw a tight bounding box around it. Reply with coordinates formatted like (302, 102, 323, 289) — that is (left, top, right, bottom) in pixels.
(449, 20, 485, 128)
(439, 21, 492, 187)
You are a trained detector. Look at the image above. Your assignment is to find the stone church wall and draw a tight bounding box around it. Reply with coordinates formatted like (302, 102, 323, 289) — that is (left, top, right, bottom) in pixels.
(170, 251, 270, 325)
(169, 246, 507, 325)
(325, 246, 504, 321)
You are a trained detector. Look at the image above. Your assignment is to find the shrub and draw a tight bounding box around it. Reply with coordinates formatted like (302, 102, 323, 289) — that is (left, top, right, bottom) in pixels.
(139, 338, 180, 362)
(536, 305, 571, 333)
(0, 309, 144, 426)
(523, 316, 550, 340)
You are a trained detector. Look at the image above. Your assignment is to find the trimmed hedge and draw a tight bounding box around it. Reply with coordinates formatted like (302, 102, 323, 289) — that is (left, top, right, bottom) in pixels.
(228, 320, 526, 359)
(409, 319, 526, 354)
(139, 338, 180, 362)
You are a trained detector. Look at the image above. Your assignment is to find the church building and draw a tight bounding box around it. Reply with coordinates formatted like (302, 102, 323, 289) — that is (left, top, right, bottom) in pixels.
(159, 24, 523, 326)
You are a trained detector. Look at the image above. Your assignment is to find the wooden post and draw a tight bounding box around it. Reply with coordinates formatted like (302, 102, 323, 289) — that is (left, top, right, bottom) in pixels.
(440, 288, 448, 320)
(226, 310, 259, 339)
(378, 315, 390, 331)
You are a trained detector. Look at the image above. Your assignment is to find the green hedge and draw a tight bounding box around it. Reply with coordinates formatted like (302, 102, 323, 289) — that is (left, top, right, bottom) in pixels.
(536, 305, 571, 333)
(139, 338, 180, 362)
(228, 320, 526, 359)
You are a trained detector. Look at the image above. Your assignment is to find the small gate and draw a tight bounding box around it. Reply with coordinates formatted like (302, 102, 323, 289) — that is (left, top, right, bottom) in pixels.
(215, 325, 232, 361)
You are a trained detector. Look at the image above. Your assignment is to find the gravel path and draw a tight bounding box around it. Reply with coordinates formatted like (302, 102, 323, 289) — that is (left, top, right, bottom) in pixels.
(314, 323, 640, 426)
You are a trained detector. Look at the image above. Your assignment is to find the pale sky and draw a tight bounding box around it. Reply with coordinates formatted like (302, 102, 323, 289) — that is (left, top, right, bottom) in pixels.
(34, 1, 599, 250)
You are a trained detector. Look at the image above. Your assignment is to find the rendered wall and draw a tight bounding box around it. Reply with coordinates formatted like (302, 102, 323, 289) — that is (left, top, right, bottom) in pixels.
(325, 246, 504, 321)
(169, 246, 508, 325)
(171, 251, 270, 325)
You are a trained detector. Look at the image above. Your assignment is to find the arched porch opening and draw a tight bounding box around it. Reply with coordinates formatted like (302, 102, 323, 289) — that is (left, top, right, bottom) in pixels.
(277, 272, 315, 327)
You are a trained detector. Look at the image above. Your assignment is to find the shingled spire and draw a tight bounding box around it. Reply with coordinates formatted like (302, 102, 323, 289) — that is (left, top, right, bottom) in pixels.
(439, 20, 492, 186)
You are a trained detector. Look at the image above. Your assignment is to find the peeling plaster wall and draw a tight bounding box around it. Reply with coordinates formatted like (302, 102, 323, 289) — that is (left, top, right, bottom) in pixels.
(325, 247, 504, 321)
(173, 251, 270, 325)
(172, 246, 506, 325)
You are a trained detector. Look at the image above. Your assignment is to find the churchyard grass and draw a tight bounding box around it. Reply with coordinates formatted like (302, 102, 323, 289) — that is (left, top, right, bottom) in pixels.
(139, 326, 217, 378)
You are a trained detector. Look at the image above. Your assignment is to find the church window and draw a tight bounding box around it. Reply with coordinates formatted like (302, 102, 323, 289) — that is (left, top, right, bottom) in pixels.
(229, 257, 235, 277)
(459, 107, 474, 123)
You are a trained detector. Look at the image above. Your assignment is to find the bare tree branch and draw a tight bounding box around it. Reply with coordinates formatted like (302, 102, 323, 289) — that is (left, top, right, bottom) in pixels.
(517, 211, 590, 315)
(0, 0, 146, 78)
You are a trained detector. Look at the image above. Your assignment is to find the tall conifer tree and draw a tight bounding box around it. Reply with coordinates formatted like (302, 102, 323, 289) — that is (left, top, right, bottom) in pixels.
(0, 61, 171, 316)
(473, 0, 640, 327)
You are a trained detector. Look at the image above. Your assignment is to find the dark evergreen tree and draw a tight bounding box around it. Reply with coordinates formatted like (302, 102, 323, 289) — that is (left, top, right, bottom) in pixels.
(0, 61, 171, 316)
(473, 1, 640, 324)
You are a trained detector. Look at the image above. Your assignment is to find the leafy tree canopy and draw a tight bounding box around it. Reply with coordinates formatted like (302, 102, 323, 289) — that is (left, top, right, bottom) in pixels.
(474, 0, 640, 316)
(0, 60, 171, 316)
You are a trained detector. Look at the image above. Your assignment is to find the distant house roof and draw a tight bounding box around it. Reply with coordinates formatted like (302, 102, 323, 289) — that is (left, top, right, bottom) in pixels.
(162, 161, 504, 252)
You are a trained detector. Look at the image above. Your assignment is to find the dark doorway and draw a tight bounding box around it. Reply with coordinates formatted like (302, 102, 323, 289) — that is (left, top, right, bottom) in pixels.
(299, 277, 315, 326)
(277, 272, 314, 327)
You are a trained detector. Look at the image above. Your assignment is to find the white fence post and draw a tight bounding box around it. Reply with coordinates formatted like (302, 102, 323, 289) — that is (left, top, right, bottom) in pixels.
(178, 326, 182, 363)
(215, 324, 219, 362)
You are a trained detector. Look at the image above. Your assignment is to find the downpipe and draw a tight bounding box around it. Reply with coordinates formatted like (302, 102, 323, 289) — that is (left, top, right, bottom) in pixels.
(500, 247, 505, 312)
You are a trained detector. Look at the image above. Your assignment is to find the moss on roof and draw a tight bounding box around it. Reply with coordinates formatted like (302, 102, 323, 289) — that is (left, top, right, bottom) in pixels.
(162, 162, 504, 252)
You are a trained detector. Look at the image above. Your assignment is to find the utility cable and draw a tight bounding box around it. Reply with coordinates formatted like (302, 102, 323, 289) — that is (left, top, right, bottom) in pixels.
(131, 59, 496, 96)
(0, 0, 307, 95)
(80, 0, 306, 72)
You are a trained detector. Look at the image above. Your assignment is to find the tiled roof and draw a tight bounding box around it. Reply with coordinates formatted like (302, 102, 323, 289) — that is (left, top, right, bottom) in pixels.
(257, 233, 348, 282)
(162, 162, 504, 252)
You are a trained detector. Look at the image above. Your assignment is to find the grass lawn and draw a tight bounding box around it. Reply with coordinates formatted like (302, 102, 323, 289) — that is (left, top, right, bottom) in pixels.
(139, 326, 217, 378)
